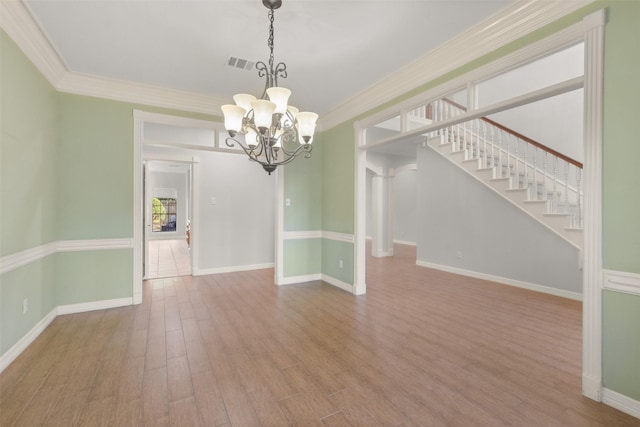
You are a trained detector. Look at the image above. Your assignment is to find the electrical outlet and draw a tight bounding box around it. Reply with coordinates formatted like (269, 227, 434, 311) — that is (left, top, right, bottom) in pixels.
(339, 259, 344, 269)
(22, 298, 28, 314)
(456, 251, 463, 259)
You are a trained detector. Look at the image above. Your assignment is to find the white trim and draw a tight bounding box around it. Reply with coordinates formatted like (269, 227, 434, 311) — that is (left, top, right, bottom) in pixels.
(134, 110, 220, 130)
(0, 0, 67, 87)
(355, 22, 584, 131)
(603, 270, 640, 296)
(57, 72, 224, 116)
(581, 8, 605, 402)
(0, 242, 57, 275)
(1, 297, 133, 374)
(354, 128, 367, 295)
(56, 297, 133, 315)
(133, 111, 144, 304)
(56, 238, 132, 252)
(322, 231, 355, 243)
(0, 239, 133, 275)
(281, 230, 354, 243)
(283, 230, 322, 240)
(277, 273, 355, 294)
(193, 262, 274, 276)
(602, 388, 640, 420)
(416, 260, 582, 301)
(393, 240, 417, 247)
(0, 308, 57, 373)
(278, 274, 322, 286)
(321, 274, 354, 294)
(2, 0, 594, 130)
(275, 166, 285, 285)
(328, 0, 593, 130)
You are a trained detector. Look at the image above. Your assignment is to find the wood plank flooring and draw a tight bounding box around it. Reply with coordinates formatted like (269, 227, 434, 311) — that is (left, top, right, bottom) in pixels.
(1, 244, 638, 426)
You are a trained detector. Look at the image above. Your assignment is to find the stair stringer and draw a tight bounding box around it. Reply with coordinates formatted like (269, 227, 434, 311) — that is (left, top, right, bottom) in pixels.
(426, 136, 583, 250)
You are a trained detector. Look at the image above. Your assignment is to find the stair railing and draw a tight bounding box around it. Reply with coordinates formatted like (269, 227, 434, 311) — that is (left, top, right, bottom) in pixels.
(410, 98, 583, 229)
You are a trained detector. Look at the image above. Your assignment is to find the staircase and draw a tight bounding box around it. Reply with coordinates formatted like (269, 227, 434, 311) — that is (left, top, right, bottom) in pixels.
(421, 99, 583, 249)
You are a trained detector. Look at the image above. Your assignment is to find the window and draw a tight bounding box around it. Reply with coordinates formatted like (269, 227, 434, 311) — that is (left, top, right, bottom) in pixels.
(152, 197, 177, 232)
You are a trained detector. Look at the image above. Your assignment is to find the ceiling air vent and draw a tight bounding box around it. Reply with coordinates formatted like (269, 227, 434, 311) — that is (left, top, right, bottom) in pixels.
(226, 56, 255, 71)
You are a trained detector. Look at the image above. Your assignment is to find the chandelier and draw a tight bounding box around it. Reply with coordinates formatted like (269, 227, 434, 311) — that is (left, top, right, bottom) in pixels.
(221, 0, 318, 175)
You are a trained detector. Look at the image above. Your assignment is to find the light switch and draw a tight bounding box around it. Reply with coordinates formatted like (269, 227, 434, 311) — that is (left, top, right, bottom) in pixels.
(211, 197, 217, 205)
(285, 198, 291, 206)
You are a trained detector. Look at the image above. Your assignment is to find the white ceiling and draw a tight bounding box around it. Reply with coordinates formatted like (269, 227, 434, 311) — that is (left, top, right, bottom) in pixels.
(23, 0, 514, 117)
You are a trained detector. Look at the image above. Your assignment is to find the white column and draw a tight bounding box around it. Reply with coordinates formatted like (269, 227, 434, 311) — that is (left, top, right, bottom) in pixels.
(371, 175, 385, 257)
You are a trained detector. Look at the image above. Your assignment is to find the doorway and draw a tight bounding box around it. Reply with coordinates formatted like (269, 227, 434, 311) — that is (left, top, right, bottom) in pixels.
(144, 160, 194, 279)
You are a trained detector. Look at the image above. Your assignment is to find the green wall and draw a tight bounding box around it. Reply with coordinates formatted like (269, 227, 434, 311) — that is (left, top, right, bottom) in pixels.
(1, 30, 58, 356)
(600, 0, 640, 401)
(1, 30, 58, 256)
(0, 29, 217, 358)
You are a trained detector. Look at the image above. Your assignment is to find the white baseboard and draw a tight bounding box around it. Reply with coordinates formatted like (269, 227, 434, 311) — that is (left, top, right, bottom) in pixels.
(582, 374, 602, 401)
(416, 260, 582, 301)
(1, 297, 133, 374)
(277, 274, 322, 286)
(194, 262, 274, 276)
(393, 240, 417, 246)
(0, 308, 57, 373)
(321, 274, 354, 293)
(277, 273, 353, 294)
(603, 388, 640, 420)
(56, 297, 133, 315)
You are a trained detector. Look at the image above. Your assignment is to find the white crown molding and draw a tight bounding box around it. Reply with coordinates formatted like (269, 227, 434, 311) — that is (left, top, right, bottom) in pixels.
(320, 0, 596, 131)
(3, 0, 595, 127)
(57, 72, 226, 116)
(0, 0, 67, 86)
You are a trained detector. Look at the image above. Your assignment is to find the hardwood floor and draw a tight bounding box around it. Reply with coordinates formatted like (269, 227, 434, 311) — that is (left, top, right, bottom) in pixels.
(1, 244, 638, 426)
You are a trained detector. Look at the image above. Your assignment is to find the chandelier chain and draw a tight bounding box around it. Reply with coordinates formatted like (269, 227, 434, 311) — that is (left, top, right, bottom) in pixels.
(267, 8, 275, 73)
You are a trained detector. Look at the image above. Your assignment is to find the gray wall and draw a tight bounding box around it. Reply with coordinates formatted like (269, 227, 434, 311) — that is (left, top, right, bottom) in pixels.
(144, 145, 276, 272)
(416, 145, 582, 294)
(393, 169, 417, 244)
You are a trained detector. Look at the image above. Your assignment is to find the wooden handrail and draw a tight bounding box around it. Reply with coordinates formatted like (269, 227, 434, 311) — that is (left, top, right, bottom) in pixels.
(441, 98, 583, 169)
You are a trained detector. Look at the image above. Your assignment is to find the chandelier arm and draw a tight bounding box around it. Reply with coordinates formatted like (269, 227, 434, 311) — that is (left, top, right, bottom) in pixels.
(271, 144, 313, 166)
(225, 137, 263, 161)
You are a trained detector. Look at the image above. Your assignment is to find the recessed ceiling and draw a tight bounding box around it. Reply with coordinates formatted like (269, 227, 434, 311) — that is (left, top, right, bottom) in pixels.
(23, 0, 514, 117)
